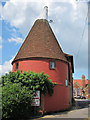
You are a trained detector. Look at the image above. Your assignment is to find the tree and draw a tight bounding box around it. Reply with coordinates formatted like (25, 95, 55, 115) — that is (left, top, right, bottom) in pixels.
(1, 71, 56, 119)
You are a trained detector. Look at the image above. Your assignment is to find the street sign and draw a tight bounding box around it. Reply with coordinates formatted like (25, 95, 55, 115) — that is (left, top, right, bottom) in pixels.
(31, 91, 40, 106)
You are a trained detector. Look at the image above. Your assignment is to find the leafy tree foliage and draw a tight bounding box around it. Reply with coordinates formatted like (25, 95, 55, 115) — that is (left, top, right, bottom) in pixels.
(1, 71, 55, 119)
(2, 83, 33, 119)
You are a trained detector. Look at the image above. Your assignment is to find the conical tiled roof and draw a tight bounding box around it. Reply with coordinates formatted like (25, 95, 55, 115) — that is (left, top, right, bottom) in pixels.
(12, 19, 68, 64)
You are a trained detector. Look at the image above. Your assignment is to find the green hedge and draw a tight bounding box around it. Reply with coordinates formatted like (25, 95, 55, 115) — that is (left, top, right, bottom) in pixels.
(1, 71, 56, 119)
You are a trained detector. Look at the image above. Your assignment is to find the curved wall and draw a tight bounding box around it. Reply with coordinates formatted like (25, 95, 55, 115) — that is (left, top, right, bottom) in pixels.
(13, 59, 69, 112)
(13, 59, 68, 84)
(44, 85, 69, 112)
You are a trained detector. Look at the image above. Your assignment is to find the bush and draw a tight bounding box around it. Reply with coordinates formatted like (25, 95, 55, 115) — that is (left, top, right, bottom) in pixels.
(1, 71, 55, 119)
(72, 97, 76, 106)
(2, 83, 33, 119)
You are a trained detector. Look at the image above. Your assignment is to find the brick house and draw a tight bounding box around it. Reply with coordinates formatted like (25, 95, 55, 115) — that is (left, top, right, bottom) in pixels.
(73, 75, 90, 99)
(12, 6, 74, 113)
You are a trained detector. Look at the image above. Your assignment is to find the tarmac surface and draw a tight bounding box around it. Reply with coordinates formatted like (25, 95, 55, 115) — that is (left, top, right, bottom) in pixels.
(33, 99, 90, 120)
(37, 107, 89, 119)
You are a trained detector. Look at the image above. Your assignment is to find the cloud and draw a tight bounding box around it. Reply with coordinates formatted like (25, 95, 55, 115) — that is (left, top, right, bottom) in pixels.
(0, 45, 2, 49)
(0, 57, 13, 77)
(0, 0, 9, 2)
(2, 1, 88, 37)
(0, 3, 2, 20)
(0, 36, 2, 42)
(1, 0, 88, 78)
(8, 37, 23, 44)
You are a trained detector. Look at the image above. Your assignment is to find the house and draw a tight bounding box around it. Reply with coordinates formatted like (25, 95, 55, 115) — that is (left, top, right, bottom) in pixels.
(73, 75, 90, 99)
(12, 6, 74, 113)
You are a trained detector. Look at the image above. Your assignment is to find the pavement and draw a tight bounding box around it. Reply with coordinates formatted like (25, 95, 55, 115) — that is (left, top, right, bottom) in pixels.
(33, 99, 90, 120)
(75, 99, 89, 101)
(38, 107, 89, 119)
(33, 106, 90, 120)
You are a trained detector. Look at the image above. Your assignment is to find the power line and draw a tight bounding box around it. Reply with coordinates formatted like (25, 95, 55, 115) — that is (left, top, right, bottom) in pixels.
(75, 9, 88, 66)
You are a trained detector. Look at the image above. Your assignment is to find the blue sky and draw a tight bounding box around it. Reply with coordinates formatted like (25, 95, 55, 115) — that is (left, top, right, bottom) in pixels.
(2, 20, 22, 63)
(0, 0, 88, 79)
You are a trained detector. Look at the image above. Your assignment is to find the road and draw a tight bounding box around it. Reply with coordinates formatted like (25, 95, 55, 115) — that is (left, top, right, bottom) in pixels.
(35, 107, 90, 120)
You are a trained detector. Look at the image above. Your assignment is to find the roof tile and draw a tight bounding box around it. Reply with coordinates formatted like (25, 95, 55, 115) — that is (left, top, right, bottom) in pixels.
(12, 19, 68, 64)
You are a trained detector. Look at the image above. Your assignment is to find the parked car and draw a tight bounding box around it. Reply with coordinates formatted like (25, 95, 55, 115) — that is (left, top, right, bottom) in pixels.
(74, 95, 81, 99)
(81, 96, 86, 99)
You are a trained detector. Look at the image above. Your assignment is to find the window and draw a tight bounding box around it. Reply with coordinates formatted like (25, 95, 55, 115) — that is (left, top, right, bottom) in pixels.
(68, 63, 70, 83)
(65, 79, 68, 86)
(15, 63, 19, 70)
(77, 88, 80, 96)
(73, 88, 76, 96)
(49, 61, 55, 69)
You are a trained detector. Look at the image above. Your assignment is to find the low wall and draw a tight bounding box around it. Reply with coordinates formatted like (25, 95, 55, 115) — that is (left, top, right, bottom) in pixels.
(75, 100, 90, 108)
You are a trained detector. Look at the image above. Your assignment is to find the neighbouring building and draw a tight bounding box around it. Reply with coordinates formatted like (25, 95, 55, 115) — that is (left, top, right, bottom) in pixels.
(12, 6, 74, 113)
(73, 75, 90, 99)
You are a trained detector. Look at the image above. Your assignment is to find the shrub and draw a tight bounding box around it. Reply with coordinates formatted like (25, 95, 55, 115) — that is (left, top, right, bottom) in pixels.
(1, 71, 55, 119)
(2, 83, 33, 119)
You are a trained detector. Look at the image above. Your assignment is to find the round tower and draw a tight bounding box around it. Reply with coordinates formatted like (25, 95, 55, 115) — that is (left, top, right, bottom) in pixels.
(12, 6, 74, 113)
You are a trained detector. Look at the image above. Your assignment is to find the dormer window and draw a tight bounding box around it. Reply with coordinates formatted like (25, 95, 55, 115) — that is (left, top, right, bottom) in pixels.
(49, 61, 55, 69)
(15, 63, 19, 70)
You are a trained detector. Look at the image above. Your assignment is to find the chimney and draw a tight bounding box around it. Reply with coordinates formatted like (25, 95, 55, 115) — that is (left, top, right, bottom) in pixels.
(82, 75, 85, 89)
(38, 6, 48, 20)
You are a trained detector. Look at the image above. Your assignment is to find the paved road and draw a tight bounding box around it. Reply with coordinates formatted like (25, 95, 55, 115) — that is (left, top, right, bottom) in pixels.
(35, 107, 90, 120)
(43, 108, 88, 118)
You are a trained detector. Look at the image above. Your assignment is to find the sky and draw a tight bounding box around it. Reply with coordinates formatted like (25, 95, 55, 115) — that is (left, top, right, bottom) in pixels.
(0, 0, 89, 79)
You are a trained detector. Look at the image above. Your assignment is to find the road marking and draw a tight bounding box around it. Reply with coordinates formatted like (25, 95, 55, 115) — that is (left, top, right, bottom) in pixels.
(68, 110, 73, 113)
(42, 115, 55, 118)
(35, 115, 55, 119)
(84, 117, 90, 120)
(40, 110, 74, 119)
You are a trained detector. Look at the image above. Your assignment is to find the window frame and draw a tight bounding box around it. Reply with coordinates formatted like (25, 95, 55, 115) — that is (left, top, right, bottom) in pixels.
(65, 79, 68, 87)
(15, 63, 19, 71)
(49, 61, 55, 70)
(77, 88, 80, 96)
(68, 63, 70, 84)
(73, 88, 76, 96)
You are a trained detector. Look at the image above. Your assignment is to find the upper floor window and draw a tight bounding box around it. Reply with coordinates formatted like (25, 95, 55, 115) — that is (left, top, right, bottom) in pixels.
(49, 61, 55, 69)
(15, 63, 19, 70)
